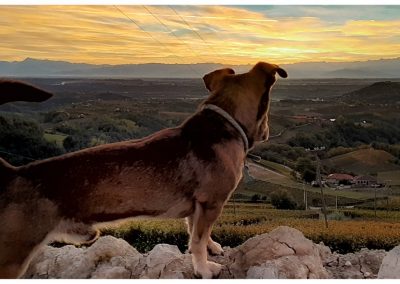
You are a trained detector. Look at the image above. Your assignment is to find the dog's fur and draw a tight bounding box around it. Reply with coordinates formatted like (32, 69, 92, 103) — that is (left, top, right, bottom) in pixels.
(0, 62, 287, 279)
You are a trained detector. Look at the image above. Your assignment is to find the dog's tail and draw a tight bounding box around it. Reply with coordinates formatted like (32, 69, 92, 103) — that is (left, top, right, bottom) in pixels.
(0, 157, 17, 190)
(0, 79, 51, 187)
(0, 79, 53, 105)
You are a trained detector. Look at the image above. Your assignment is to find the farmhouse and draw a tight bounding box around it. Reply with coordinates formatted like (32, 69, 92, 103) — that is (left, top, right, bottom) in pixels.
(352, 175, 378, 187)
(326, 173, 354, 186)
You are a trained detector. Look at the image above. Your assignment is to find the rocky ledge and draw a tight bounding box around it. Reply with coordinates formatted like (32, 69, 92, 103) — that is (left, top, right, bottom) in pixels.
(23, 226, 399, 279)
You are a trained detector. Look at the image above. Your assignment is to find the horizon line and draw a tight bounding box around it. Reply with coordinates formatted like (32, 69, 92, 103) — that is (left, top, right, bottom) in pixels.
(3, 56, 400, 66)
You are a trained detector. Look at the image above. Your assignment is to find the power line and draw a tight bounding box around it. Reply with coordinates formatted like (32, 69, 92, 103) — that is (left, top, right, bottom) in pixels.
(112, 11, 276, 24)
(142, 6, 209, 69)
(113, 5, 201, 77)
(169, 6, 226, 65)
(113, 5, 175, 64)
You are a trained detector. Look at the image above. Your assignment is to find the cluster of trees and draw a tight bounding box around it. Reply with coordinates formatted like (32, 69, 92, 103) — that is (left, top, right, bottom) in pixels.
(0, 115, 63, 166)
(0, 111, 171, 165)
(293, 157, 317, 183)
(250, 194, 267, 202)
(288, 117, 400, 149)
(270, 191, 297, 210)
(252, 143, 308, 168)
(56, 112, 184, 153)
(59, 117, 141, 152)
(0, 104, 190, 166)
(249, 191, 298, 210)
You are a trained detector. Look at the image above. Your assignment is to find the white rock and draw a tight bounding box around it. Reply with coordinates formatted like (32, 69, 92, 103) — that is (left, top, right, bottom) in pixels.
(141, 244, 192, 279)
(25, 226, 388, 279)
(247, 263, 279, 279)
(24, 236, 143, 279)
(378, 245, 400, 279)
(91, 265, 131, 279)
(325, 249, 386, 279)
(230, 226, 329, 279)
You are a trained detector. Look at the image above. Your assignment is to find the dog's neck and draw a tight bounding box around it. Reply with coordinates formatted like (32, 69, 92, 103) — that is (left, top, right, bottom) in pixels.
(202, 104, 249, 152)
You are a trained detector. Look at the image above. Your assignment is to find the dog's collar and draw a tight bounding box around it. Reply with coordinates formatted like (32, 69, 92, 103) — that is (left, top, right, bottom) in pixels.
(202, 104, 249, 153)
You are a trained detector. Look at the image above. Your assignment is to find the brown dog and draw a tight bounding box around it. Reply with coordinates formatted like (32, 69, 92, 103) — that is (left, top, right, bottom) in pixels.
(0, 62, 287, 279)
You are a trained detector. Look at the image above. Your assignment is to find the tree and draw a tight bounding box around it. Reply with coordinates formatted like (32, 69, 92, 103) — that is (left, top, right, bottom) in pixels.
(0, 115, 63, 165)
(63, 134, 91, 152)
(303, 169, 316, 183)
(251, 194, 261, 202)
(294, 157, 316, 183)
(270, 191, 297, 210)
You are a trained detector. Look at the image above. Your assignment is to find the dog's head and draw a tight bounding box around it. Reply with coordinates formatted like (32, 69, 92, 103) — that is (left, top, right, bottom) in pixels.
(202, 61, 287, 148)
(0, 80, 53, 105)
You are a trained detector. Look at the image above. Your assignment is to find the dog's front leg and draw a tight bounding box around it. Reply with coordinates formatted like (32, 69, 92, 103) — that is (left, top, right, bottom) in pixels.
(186, 216, 223, 256)
(207, 237, 224, 256)
(189, 201, 222, 279)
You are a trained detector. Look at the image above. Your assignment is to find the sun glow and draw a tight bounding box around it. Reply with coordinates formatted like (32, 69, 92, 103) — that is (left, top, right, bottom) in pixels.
(0, 5, 399, 65)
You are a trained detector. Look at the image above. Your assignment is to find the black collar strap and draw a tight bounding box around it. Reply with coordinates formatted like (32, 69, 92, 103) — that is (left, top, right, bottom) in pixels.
(202, 104, 249, 153)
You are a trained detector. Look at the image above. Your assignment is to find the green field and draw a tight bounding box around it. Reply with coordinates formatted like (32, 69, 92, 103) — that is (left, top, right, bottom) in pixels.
(257, 159, 293, 176)
(43, 132, 68, 147)
(323, 148, 400, 175)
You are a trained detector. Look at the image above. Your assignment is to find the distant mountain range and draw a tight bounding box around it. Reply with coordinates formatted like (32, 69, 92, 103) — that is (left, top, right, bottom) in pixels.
(0, 57, 399, 79)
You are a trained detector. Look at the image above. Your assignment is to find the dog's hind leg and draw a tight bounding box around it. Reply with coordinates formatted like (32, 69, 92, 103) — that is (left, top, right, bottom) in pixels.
(186, 216, 223, 256)
(189, 201, 223, 279)
(51, 220, 100, 246)
(0, 199, 59, 278)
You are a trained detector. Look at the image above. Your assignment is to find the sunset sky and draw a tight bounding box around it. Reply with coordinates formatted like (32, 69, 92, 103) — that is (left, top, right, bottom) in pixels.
(0, 5, 399, 65)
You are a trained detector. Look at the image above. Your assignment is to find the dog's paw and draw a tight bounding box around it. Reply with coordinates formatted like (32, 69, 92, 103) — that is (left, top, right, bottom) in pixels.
(207, 240, 224, 256)
(194, 261, 222, 279)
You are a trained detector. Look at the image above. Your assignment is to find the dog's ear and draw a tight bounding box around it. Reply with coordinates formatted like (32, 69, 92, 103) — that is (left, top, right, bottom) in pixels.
(253, 62, 288, 78)
(0, 80, 53, 105)
(203, 68, 235, 92)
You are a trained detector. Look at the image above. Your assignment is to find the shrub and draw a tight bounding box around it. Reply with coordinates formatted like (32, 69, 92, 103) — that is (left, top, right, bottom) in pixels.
(0, 115, 63, 165)
(251, 194, 261, 202)
(270, 191, 297, 210)
(294, 157, 316, 183)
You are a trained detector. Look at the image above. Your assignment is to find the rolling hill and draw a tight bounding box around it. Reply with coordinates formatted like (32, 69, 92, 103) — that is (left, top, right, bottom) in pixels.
(323, 148, 400, 175)
(236, 160, 381, 207)
(341, 81, 400, 104)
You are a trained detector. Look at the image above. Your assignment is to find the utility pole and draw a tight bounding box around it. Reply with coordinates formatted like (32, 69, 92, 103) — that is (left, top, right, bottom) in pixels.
(303, 182, 308, 210)
(385, 180, 391, 218)
(316, 154, 328, 228)
(335, 192, 338, 211)
(374, 186, 377, 218)
(305, 146, 328, 228)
